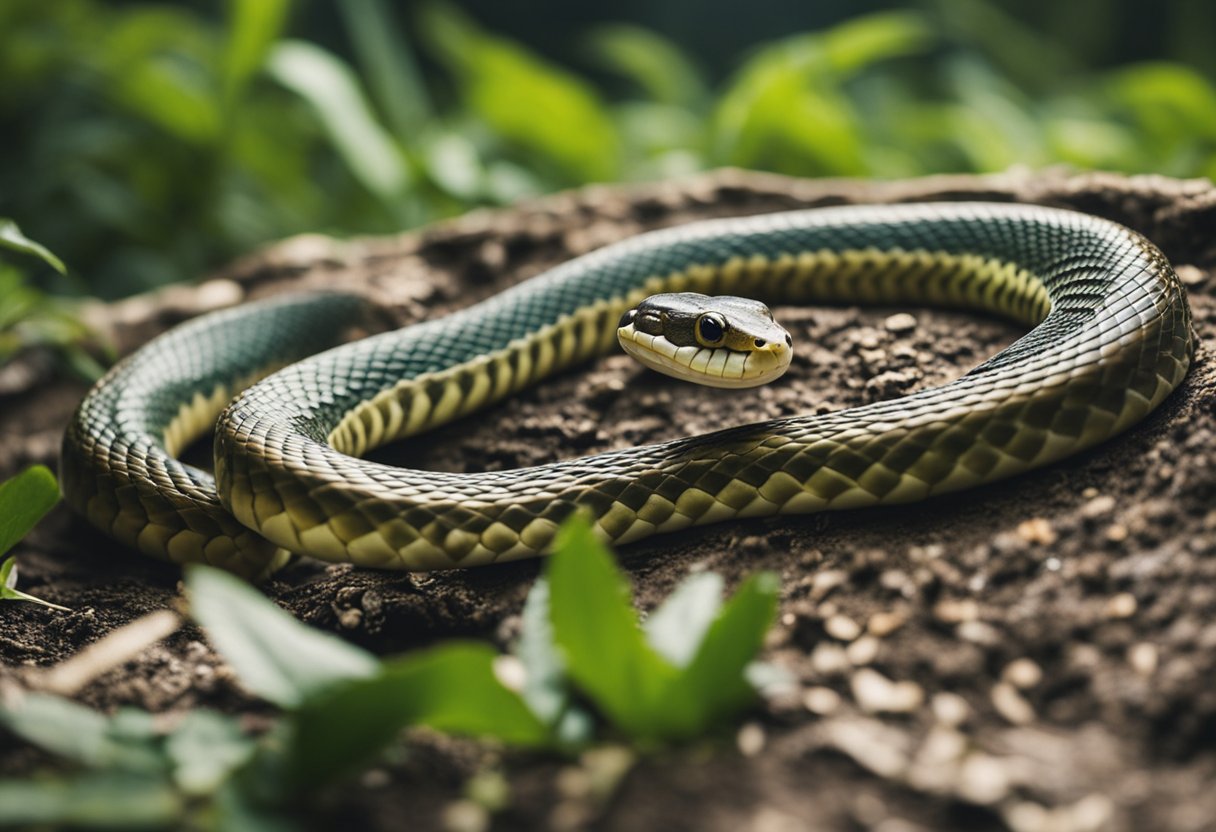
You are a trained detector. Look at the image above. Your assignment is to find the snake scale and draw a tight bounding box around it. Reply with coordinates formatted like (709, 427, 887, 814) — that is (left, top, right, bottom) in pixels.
(60, 203, 1194, 579)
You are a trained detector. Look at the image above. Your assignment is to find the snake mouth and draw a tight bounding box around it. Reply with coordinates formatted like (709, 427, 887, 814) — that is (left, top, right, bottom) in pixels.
(617, 323, 793, 388)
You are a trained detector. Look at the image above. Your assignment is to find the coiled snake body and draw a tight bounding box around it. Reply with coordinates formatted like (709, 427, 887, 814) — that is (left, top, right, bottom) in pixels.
(61, 203, 1194, 578)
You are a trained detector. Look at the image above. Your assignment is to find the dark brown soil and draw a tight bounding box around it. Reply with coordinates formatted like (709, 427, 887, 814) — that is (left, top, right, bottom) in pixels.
(2, 169, 1215, 832)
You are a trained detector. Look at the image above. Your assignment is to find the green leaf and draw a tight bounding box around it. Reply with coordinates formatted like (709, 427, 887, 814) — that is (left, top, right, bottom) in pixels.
(0, 220, 66, 275)
(0, 464, 60, 557)
(165, 710, 256, 796)
(644, 572, 724, 668)
(185, 565, 378, 708)
(587, 25, 708, 108)
(0, 694, 164, 773)
(517, 577, 566, 725)
(0, 556, 70, 611)
(338, 0, 433, 136)
(421, 4, 620, 182)
(546, 517, 677, 740)
(664, 572, 780, 737)
(818, 11, 933, 78)
(223, 0, 291, 105)
(0, 773, 180, 830)
(266, 40, 410, 204)
(284, 642, 548, 791)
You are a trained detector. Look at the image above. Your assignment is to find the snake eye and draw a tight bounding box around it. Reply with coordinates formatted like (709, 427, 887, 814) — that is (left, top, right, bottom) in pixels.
(696, 313, 726, 347)
(618, 309, 637, 329)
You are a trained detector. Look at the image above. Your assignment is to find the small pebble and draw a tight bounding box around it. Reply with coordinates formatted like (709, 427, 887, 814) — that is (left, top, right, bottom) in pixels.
(846, 635, 881, 666)
(958, 753, 1012, 804)
(810, 643, 852, 677)
(823, 719, 911, 778)
(1080, 494, 1116, 520)
(884, 312, 918, 334)
(868, 610, 907, 637)
(810, 569, 848, 600)
(957, 620, 1001, 645)
(442, 801, 489, 832)
(492, 656, 527, 693)
(1002, 658, 1043, 689)
(1016, 517, 1058, 545)
(1127, 642, 1158, 676)
(803, 686, 842, 715)
(1106, 523, 1129, 542)
(991, 681, 1035, 725)
(825, 614, 862, 642)
(360, 768, 391, 789)
(1104, 592, 1138, 619)
(852, 668, 925, 713)
(737, 722, 766, 756)
(933, 598, 979, 623)
(931, 692, 971, 726)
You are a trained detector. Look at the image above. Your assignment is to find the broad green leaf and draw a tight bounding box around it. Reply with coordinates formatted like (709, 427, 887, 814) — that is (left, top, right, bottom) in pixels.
(663, 572, 780, 738)
(186, 565, 378, 708)
(0, 220, 66, 275)
(165, 710, 256, 796)
(223, 0, 291, 105)
(1108, 62, 1216, 141)
(712, 40, 866, 175)
(644, 572, 723, 668)
(587, 25, 708, 108)
(421, 4, 620, 183)
(284, 642, 548, 791)
(0, 465, 60, 558)
(267, 40, 409, 203)
(0, 773, 180, 830)
(516, 578, 592, 746)
(0, 694, 163, 772)
(338, 0, 433, 135)
(818, 11, 933, 78)
(547, 517, 677, 739)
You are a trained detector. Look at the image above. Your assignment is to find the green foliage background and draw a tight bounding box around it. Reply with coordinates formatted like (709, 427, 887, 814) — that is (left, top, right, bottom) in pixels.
(2, 0, 1214, 314)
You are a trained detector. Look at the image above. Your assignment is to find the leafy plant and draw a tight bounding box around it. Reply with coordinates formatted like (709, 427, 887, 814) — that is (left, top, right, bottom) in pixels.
(0, 219, 103, 379)
(0, 465, 68, 611)
(0, 515, 782, 828)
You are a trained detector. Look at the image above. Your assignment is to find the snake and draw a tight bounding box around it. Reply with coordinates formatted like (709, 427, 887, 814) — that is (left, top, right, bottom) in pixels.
(59, 203, 1194, 579)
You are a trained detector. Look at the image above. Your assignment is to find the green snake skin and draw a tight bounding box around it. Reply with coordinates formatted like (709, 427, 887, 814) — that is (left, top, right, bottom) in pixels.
(61, 203, 1194, 577)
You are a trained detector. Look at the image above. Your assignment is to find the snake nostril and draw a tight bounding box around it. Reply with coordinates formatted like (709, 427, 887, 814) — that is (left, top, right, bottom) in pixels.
(754, 338, 766, 348)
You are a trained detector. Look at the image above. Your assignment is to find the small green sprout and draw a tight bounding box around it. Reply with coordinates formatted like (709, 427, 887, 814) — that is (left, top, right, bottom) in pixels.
(0, 465, 69, 612)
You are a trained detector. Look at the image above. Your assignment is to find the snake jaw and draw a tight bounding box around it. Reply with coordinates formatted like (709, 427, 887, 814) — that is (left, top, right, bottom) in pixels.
(617, 322, 793, 388)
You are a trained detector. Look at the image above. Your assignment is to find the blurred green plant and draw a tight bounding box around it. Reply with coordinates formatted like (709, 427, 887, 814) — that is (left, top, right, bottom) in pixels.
(0, 219, 103, 379)
(1, 0, 1214, 317)
(0, 515, 782, 829)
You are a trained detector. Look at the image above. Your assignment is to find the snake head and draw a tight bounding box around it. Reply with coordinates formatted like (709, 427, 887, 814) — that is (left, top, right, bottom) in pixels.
(617, 292, 793, 388)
